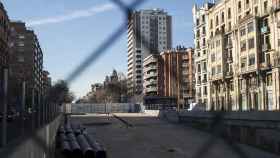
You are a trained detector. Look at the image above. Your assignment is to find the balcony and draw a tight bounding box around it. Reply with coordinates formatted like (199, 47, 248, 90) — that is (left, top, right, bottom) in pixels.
(144, 65, 157, 72)
(144, 80, 157, 87)
(144, 72, 157, 80)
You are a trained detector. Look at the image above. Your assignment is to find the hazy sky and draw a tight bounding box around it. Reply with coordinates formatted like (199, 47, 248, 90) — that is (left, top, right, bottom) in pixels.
(2, 0, 204, 98)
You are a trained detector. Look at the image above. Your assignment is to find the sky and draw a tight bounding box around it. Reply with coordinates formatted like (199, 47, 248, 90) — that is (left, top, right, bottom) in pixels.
(2, 0, 205, 98)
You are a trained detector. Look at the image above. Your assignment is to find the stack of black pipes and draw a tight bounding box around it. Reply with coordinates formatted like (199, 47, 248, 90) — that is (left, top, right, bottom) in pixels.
(56, 118, 106, 158)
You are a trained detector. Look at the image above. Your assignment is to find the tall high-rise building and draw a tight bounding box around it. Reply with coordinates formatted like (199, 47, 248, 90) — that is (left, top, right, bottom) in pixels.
(127, 9, 172, 96)
(193, 0, 280, 111)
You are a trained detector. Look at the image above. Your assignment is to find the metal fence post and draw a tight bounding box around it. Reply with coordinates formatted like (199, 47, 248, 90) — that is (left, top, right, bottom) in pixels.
(31, 88, 35, 129)
(1, 68, 8, 146)
(21, 81, 26, 136)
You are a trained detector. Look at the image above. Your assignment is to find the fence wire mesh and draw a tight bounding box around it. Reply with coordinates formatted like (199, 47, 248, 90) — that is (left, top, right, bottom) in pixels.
(0, 0, 267, 158)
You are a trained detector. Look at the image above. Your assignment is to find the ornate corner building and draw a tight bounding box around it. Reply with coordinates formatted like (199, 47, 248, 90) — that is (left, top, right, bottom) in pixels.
(193, 0, 280, 111)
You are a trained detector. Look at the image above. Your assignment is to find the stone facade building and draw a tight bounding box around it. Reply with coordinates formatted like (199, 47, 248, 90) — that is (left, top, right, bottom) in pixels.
(193, 0, 280, 111)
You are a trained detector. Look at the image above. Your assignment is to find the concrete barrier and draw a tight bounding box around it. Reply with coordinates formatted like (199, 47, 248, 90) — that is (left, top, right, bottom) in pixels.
(177, 111, 280, 155)
(0, 115, 62, 158)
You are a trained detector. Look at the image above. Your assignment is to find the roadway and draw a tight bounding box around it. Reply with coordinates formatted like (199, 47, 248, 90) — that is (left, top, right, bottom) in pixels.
(70, 113, 278, 158)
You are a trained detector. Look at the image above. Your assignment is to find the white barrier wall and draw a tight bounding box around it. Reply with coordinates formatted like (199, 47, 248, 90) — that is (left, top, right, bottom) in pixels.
(69, 103, 139, 113)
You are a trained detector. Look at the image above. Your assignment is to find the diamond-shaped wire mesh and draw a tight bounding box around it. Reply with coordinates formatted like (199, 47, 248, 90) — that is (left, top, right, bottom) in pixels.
(0, 1, 252, 158)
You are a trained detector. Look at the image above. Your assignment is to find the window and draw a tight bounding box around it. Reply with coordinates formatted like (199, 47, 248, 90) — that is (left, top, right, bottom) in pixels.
(203, 62, 207, 71)
(217, 65, 222, 74)
(211, 53, 215, 62)
(247, 22, 254, 33)
(228, 22, 232, 31)
(221, 12, 225, 23)
(216, 15, 219, 26)
(197, 64, 201, 73)
(203, 86, 207, 95)
(216, 40, 220, 47)
(240, 40, 247, 52)
(202, 15, 205, 23)
(212, 67, 216, 75)
(196, 41, 200, 49)
(202, 38, 206, 46)
(240, 27, 246, 36)
(255, 7, 258, 15)
(18, 56, 24, 62)
(18, 42, 24, 47)
(264, 1, 268, 13)
(228, 8, 231, 19)
(202, 27, 206, 35)
(266, 74, 272, 86)
(248, 38, 255, 49)
(238, 1, 242, 11)
(19, 35, 25, 39)
(249, 55, 255, 65)
(241, 58, 247, 68)
(210, 19, 213, 29)
(196, 18, 200, 26)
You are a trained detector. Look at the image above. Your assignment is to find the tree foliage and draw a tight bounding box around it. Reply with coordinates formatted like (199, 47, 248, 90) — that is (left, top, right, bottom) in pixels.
(47, 80, 75, 104)
(86, 70, 128, 103)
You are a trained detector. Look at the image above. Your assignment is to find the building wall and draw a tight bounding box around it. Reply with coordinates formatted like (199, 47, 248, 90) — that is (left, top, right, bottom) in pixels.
(9, 22, 44, 107)
(0, 2, 9, 69)
(193, 2, 213, 106)
(127, 9, 172, 96)
(193, 0, 280, 111)
(143, 47, 195, 109)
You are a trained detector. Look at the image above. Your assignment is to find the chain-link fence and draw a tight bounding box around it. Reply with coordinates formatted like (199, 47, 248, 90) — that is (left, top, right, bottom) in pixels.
(0, 0, 276, 158)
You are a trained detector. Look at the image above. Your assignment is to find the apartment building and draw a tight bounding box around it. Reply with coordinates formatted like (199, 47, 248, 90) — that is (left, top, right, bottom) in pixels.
(9, 22, 44, 106)
(0, 2, 10, 77)
(127, 9, 172, 96)
(193, 3, 214, 107)
(193, 0, 280, 111)
(143, 47, 195, 108)
(143, 54, 163, 96)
